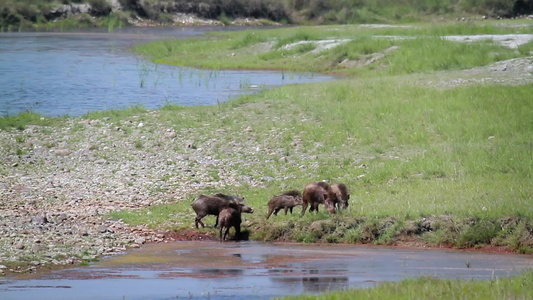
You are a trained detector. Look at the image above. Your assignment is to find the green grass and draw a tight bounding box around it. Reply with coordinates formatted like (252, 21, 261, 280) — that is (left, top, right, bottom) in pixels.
(110, 201, 194, 230)
(277, 271, 533, 300)
(0, 111, 67, 131)
(134, 22, 531, 75)
(107, 81, 532, 251)
(81, 105, 148, 125)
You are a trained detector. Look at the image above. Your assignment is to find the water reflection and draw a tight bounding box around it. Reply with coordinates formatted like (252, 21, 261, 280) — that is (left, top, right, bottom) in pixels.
(270, 269, 349, 293)
(2, 241, 532, 300)
(198, 268, 245, 277)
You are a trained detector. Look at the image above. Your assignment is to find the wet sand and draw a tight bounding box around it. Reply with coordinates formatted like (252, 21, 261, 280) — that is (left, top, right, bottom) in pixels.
(1, 241, 532, 300)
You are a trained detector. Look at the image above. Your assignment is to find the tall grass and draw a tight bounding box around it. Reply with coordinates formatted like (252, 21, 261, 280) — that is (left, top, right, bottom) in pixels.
(383, 37, 518, 75)
(278, 271, 533, 300)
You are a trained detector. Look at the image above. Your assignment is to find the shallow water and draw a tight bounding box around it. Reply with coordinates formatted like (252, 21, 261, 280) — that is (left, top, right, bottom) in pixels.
(0, 27, 335, 117)
(1, 241, 531, 300)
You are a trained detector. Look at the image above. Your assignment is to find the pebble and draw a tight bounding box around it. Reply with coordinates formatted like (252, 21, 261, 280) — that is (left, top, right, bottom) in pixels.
(0, 110, 266, 275)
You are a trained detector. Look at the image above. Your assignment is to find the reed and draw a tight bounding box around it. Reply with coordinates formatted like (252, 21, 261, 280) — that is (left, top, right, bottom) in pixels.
(277, 271, 533, 300)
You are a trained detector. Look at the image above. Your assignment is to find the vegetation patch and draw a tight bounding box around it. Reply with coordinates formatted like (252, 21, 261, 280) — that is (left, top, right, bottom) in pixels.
(278, 271, 533, 300)
(124, 23, 533, 252)
(2, 0, 532, 30)
(134, 22, 533, 76)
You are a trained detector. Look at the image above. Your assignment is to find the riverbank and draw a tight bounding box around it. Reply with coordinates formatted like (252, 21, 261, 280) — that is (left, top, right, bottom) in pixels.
(1, 77, 531, 277)
(1, 23, 532, 276)
(3, 0, 532, 32)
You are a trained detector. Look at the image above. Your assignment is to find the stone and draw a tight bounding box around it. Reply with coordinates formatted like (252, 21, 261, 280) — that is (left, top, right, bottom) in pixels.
(32, 214, 48, 225)
(55, 149, 72, 156)
(97, 226, 109, 233)
(164, 131, 177, 138)
(134, 237, 146, 244)
(57, 213, 68, 223)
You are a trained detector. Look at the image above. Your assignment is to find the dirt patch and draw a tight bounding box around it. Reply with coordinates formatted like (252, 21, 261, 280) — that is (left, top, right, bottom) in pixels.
(339, 46, 399, 69)
(163, 229, 217, 242)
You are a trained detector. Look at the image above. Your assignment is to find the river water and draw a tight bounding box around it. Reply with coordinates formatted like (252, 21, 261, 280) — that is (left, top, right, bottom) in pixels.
(0, 27, 334, 117)
(1, 241, 532, 300)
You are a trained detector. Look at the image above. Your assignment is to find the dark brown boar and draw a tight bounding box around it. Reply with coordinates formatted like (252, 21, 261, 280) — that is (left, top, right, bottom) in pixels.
(218, 207, 241, 241)
(191, 194, 253, 228)
(301, 182, 336, 215)
(266, 190, 303, 219)
(331, 183, 350, 209)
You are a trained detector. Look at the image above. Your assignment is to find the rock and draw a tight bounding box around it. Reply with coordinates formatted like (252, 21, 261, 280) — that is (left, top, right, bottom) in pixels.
(135, 237, 146, 244)
(55, 149, 72, 156)
(15, 242, 25, 250)
(97, 226, 109, 233)
(32, 214, 48, 225)
(71, 3, 91, 14)
(164, 131, 177, 138)
(108, 0, 123, 11)
(57, 213, 68, 223)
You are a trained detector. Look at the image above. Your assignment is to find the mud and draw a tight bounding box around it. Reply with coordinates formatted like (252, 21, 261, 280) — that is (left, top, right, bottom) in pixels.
(1, 241, 532, 300)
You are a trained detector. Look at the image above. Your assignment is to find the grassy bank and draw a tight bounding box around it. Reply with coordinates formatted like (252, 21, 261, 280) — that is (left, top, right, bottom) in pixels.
(113, 22, 533, 252)
(134, 21, 533, 76)
(277, 271, 533, 300)
(106, 81, 532, 253)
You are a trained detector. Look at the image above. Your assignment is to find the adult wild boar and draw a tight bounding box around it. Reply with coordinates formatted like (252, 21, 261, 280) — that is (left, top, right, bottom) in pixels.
(331, 183, 350, 209)
(191, 193, 253, 228)
(301, 181, 336, 215)
(266, 190, 303, 219)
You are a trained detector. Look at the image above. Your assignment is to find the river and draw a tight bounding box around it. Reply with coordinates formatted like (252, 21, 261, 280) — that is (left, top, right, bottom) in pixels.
(0, 26, 335, 117)
(1, 241, 532, 300)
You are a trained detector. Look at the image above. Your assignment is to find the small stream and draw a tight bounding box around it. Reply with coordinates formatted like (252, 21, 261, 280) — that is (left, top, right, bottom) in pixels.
(0, 27, 335, 117)
(1, 241, 531, 300)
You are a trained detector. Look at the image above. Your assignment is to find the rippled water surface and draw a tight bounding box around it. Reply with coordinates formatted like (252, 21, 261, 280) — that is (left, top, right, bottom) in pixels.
(0, 27, 335, 117)
(1, 241, 532, 300)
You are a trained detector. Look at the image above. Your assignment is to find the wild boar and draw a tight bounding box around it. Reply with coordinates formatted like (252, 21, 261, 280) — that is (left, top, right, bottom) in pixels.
(191, 194, 253, 228)
(301, 182, 336, 215)
(331, 183, 350, 209)
(266, 190, 303, 219)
